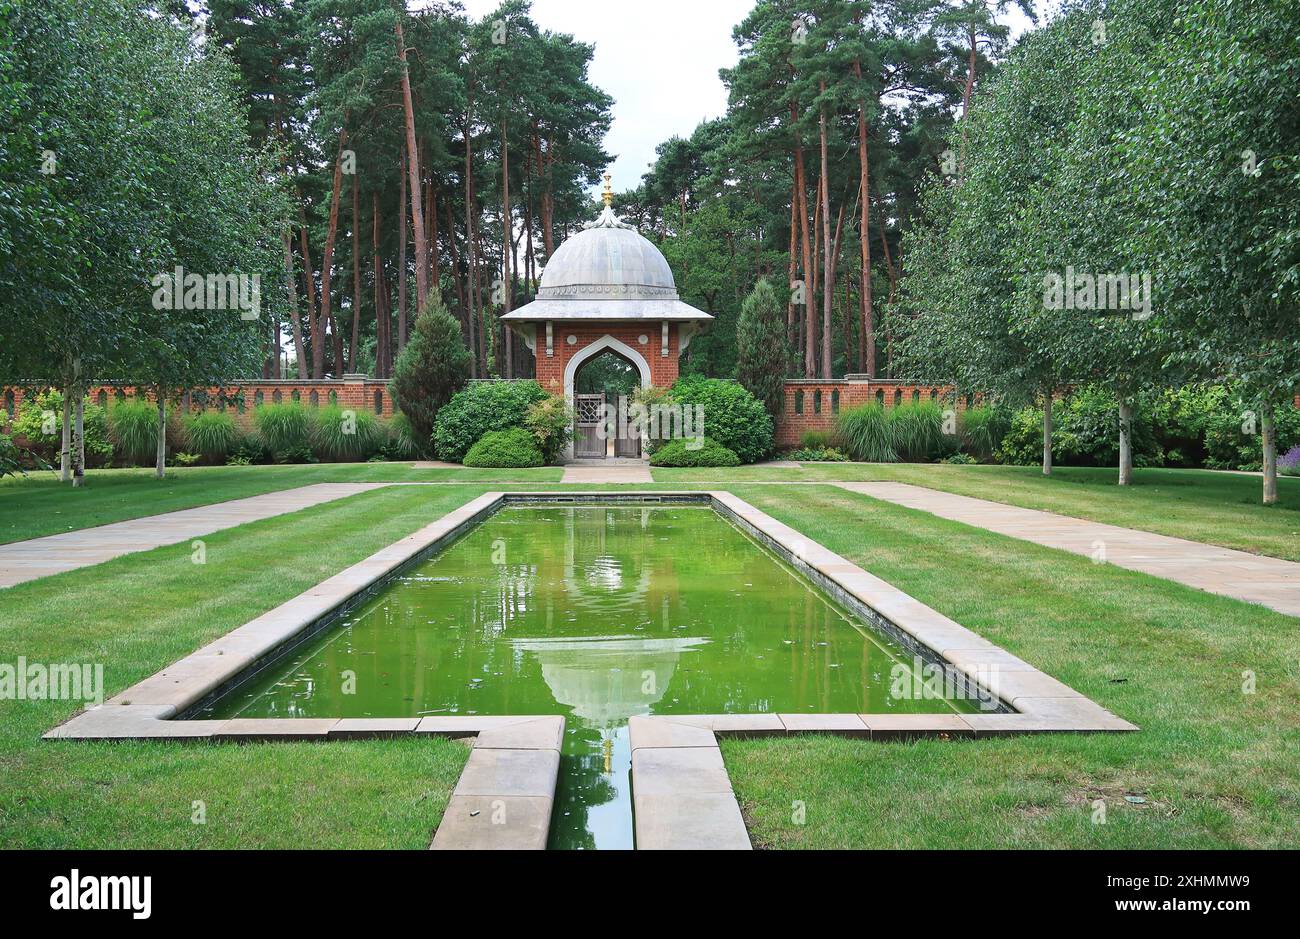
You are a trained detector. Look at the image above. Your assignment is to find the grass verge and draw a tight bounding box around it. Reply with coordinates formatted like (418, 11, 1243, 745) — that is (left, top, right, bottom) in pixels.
(0, 485, 483, 848)
(720, 484, 1299, 849)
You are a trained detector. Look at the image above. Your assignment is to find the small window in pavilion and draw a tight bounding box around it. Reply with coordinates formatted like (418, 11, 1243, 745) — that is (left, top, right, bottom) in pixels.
(255, 390, 264, 407)
(831, 389, 840, 414)
(794, 391, 803, 415)
(309, 390, 319, 407)
(373, 390, 383, 414)
(272, 389, 282, 404)
(813, 390, 822, 414)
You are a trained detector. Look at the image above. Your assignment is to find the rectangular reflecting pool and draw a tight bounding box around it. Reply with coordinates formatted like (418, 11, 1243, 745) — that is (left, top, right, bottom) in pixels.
(198, 503, 973, 849)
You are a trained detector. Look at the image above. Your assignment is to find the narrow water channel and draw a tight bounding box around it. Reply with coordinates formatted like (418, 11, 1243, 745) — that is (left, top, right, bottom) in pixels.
(200, 504, 966, 849)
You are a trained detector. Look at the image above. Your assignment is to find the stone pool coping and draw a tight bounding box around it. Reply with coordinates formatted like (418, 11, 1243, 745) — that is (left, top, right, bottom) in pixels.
(42, 489, 1136, 850)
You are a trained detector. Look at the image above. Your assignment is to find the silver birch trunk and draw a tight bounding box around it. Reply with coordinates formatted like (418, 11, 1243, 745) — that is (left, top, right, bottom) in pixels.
(1261, 398, 1278, 505)
(1118, 400, 1133, 486)
(1042, 393, 1053, 476)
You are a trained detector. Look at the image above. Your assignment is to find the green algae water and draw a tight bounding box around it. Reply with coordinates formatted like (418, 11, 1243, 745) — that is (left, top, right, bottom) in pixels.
(201, 505, 967, 849)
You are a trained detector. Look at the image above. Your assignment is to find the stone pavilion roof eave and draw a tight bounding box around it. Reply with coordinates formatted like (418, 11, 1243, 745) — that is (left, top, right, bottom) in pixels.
(501, 298, 713, 322)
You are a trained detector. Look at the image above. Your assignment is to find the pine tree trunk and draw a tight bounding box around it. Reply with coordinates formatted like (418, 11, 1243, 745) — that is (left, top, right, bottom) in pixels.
(818, 89, 833, 379)
(1042, 393, 1053, 476)
(1118, 399, 1133, 486)
(296, 203, 319, 376)
(396, 17, 429, 315)
(398, 151, 408, 359)
(373, 190, 386, 379)
(155, 389, 166, 479)
(855, 58, 875, 377)
(793, 130, 814, 377)
(501, 113, 512, 378)
(350, 174, 361, 374)
(786, 181, 797, 348)
(318, 127, 348, 378)
(1261, 398, 1278, 505)
(429, 183, 440, 319)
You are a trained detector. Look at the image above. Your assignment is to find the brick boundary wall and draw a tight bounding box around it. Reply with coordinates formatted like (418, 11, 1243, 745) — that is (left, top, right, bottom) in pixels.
(1, 376, 395, 432)
(774, 376, 971, 448)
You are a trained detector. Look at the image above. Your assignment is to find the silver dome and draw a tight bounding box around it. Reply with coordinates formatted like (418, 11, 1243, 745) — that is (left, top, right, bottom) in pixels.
(536, 207, 678, 300)
(501, 206, 712, 322)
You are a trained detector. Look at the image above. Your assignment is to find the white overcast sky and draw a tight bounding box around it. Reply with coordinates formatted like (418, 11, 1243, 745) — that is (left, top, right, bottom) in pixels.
(457, 0, 1054, 193)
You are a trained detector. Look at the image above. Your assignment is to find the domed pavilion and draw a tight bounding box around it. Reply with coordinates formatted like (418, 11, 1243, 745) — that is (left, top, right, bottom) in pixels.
(502, 175, 712, 459)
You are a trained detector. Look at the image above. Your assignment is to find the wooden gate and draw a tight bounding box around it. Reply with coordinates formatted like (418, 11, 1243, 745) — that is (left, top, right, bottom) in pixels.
(574, 393, 606, 458)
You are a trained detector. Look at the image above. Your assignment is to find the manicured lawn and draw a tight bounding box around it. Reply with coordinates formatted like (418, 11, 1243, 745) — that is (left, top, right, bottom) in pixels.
(0, 485, 481, 848)
(719, 484, 1299, 849)
(2, 465, 1295, 849)
(0, 462, 562, 544)
(655, 464, 1300, 561)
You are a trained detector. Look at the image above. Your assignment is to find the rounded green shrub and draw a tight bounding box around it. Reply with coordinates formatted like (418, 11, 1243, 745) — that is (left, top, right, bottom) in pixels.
(433, 380, 549, 463)
(649, 436, 741, 467)
(183, 410, 238, 463)
(669, 376, 772, 464)
(310, 405, 385, 462)
(463, 426, 544, 468)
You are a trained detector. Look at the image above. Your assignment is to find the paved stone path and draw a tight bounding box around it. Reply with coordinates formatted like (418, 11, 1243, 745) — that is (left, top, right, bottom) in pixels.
(835, 481, 1300, 618)
(0, 483, 391, 589)
(561, 463, 653, 484)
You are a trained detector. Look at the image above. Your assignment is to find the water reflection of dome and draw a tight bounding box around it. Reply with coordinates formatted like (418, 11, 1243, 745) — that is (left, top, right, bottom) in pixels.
(511, 635, 708, 726)
(562, 508, 654, 616)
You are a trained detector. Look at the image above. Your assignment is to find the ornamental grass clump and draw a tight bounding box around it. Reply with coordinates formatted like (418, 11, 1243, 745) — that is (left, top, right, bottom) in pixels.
(252, 402, 311, 458)
(836, 403, 896, 462)
(310, 405, 385, 462)
(183, 410, 238, 463)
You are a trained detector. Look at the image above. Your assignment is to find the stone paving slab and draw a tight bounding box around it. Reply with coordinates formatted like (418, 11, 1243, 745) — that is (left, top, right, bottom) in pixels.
(431, 795, 554, 850)
(629, 724, 752, 851)
(560, 464, 653, 484)
(628, 715, 719, 750)
(633, 793, 752, 850)
(835, 481, 1300, 618)
(631, 746, 734, 796)
(430, 717, 564, 850)
(0, 483, 391, 588)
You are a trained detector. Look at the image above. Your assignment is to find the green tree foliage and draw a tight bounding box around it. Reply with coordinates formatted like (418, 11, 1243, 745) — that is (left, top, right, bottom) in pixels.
(388, 299, 472, 449)
(736, 279, 792, 416)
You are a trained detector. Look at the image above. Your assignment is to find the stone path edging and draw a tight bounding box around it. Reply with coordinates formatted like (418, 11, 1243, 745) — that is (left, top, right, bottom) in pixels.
(834, 481, 1300, 618)
(0, 482, 393, 589)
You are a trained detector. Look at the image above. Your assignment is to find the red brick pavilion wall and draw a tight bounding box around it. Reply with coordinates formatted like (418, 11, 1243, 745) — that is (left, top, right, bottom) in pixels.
(533, 322, 683, 395)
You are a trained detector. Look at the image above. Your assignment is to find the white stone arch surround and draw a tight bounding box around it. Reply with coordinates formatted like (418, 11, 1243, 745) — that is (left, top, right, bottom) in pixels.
(563, 334, 652, 460)
(563, 334, 652, 401)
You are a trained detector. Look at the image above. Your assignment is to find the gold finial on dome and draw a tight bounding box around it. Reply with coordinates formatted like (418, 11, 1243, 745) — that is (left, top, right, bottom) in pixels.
(602, 172, 613, 207)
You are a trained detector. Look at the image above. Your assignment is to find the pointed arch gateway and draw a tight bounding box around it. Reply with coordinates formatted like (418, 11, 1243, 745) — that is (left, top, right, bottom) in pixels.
(565, 335, 652, 460)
